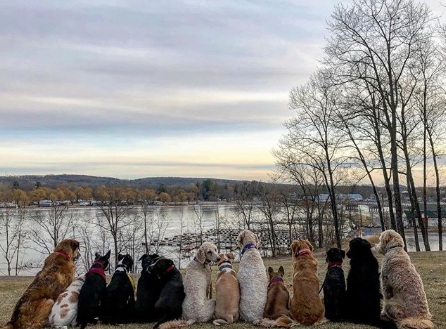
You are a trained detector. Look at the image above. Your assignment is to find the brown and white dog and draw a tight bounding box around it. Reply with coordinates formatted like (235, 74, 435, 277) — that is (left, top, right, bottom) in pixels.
(48, 276, 85, 328)
(376, 230, 434, 329)
(289, 240, 324, 326)
(213, 253, 240, 326)
(4, 239, 80, 329)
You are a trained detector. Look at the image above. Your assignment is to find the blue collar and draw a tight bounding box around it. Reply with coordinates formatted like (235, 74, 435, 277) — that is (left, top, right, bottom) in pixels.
(242, 243, 256, 255)
(194, 257, 209, 269)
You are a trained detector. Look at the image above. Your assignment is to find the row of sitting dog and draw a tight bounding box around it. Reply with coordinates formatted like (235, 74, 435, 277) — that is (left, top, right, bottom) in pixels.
(2, 229, 434, 329)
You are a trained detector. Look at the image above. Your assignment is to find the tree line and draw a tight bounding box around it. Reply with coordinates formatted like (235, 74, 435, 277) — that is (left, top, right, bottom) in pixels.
(274, 0, 445, 251)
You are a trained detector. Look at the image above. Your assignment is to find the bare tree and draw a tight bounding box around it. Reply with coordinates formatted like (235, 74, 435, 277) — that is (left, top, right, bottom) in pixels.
(0, 208, 28, 276)
(277, 70, 347, 247)
(95, 186, 134, 267)
(29, 204, 75, 254)
(326, 0, 433, 244)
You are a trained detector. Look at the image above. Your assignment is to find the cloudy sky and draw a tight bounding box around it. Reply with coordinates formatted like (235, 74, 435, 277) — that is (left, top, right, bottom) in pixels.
(1, 0, 444, 181)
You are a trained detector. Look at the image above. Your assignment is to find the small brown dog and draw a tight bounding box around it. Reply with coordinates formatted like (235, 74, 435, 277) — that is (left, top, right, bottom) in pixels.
(289, 240, 324, 325)
(213, 253, 240, 325)
(4, 239, 80, 329)
(263, 266, 290, 320)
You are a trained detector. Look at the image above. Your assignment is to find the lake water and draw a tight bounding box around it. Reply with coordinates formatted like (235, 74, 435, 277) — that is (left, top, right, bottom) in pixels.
(0, 205, 444, 275)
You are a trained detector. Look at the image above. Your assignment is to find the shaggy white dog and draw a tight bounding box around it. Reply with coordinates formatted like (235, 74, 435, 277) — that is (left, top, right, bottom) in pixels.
(182, 241, 220, 323)
(48, 276, 85, 329)
(237, 229, 268, 323)
(376, 230, 434, 329)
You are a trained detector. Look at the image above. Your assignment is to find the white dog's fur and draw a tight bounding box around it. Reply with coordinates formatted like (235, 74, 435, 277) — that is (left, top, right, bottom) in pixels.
(237, 230, 268, 323)
(376, 230, 434, 329)
(48, 276, 85, 329)
(182, 242, 220, 323)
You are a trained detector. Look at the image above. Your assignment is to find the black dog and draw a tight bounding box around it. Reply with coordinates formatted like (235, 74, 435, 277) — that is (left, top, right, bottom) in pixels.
(345, 238, 382, 326)
(135, 254, 163, 321)
(149, 257, 185, 329)
(100, 253, 135, 324)
(323, 247, 346, 321)
(77, 250, 111, 329)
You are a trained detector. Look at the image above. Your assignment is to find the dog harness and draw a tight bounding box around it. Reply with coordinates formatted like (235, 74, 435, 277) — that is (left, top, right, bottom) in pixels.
(87, 261, 106, 281)
(127, 273, 136, 292)
(241, 243, 256, 255)
(115, 264, 136, 293)
(268, 276, 283, 287)
(166, 264, 175, 272)
(57, 250, 70, 261)
(297, 248, 312, 257)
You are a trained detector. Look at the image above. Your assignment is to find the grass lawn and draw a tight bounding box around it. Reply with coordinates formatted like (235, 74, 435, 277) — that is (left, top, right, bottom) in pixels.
(1, 251, 445, 329)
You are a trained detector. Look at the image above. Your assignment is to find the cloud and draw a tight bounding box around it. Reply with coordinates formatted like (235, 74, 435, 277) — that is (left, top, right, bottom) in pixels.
(0, 0, 349, 179)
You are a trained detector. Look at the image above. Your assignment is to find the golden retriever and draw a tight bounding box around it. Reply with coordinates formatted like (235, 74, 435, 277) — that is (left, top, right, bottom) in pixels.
(289, 240, 324, 325)
(376, 230, 434, 329)
(4, 239, 80, 329)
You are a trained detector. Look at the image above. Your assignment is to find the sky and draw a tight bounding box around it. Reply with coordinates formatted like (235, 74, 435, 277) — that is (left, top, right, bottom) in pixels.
(1, 0, 445, 181)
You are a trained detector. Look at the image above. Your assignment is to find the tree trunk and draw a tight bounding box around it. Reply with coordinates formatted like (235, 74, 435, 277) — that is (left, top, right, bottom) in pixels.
(428, 133, 443, 250)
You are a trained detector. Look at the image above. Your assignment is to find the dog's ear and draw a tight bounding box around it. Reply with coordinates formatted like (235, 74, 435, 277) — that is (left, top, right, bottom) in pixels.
(105, 250, 111, 259)
(196, 245, 206, 264)
(95, 252, 100, 259)
(341, 250, 346, 259)
(254, 232, 260, 248)
(71, 240, 80, 252)
(291, 240, 299, 255)
(237, 231, 246, 247)
(118, 254, 124, 261)
(268, 267, 273, 274)
(304, 240, 314, 251)
(138, 254, 147, 261)
(227, 252, 235, 260)
(278, 266, 284, 276)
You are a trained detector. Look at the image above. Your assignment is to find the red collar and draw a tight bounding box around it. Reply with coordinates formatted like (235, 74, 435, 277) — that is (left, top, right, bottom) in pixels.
(328, 262, 343, 269)
(268, 276, 284, 287)
(87, 262, 106, 281)
(166, 264, 175, 273)
(297, 248, 312, 257)
(57, 250, 70, 261)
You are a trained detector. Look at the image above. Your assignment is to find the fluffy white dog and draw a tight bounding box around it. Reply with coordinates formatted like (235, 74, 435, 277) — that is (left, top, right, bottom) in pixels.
(237, 229, 268, 323)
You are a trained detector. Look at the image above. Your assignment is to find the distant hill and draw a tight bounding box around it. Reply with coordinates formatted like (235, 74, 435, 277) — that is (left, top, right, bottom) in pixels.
(0, 174, 248, 190)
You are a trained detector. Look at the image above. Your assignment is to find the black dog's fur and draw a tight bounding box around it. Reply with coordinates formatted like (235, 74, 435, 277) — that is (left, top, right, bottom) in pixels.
(135, 254, 163, 321)
(77, 250, 111, 329)
(101, 253, 135, 324)
(323, 247, 346, 321)
(345, 238, 382, 326)
(135, 254, 185, 328)
(150, 257, 185, 329)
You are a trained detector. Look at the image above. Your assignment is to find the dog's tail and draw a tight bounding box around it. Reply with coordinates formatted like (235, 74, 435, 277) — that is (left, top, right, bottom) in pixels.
(213, 315, 234, 326)
(399, 317, 434, 329)
(2, 322, 15, 329)
(158, 319, 193, 329)
(254, 315, 295, 328)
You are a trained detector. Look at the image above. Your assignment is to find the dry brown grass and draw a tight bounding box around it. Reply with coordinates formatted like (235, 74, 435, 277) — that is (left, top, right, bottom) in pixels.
(1, 251, 445, 329)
